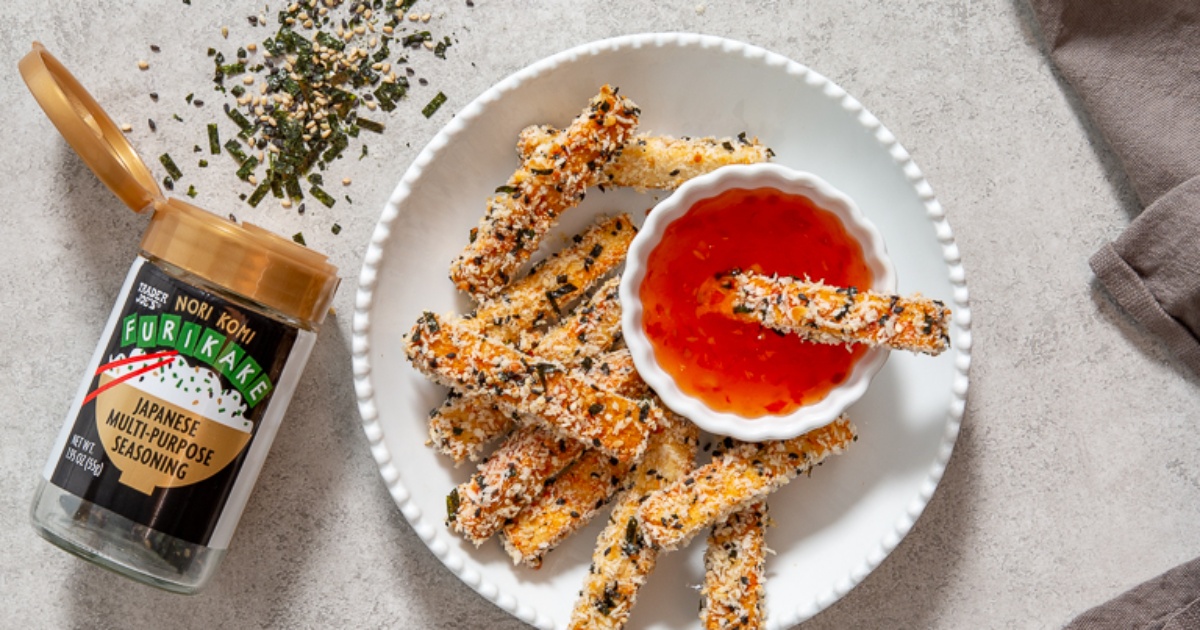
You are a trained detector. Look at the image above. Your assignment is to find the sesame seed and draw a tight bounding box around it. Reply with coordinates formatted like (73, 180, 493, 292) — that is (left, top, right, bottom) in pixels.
(137, 59, 149, 70)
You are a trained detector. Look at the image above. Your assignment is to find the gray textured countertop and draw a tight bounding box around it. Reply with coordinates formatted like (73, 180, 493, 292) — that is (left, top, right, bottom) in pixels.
(4, 1, 1199, 628)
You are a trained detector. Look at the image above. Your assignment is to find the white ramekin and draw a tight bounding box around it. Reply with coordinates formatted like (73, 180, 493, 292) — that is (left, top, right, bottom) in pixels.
(620, 163, 897, 441)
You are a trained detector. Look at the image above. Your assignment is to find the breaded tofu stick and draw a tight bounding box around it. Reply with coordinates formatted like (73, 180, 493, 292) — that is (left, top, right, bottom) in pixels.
(449, 86, 639, 298)
(405, 312, 657, 463)
(429, 276, 628, 464)
(577, 349, 649, 400)
(699, 271, 952, 356)
(637, 416, 856, 551)
(501, 447, 630, 568)
(701, 502, 768, 630)
(518, 275, 624, 356)
(568, 412, 700, 629)
(449, 350, 648, 545)
(463, 214, 634, 345)
(448, 424, 586, 545)
(497, 352, 648, 566)
(427, 391, 513, 464)
(519, 127, 772, 191)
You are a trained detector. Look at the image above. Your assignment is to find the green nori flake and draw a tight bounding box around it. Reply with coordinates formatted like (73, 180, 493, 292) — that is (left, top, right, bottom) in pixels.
(236, 155, 260, 181)
(331, 223, 342, 235)
(588, 403, 604, 415)
(219, 62, 246, 77)
(422, 91, 447, 118)
(224, 105, 253, 131)
(446, 488, 460, 522)
(292, 232, 306, 246)
(434, 36, 452, 59)
(310, 185, 336, 208)
(186, 185, 198, 198)
(246, 182, 271, 207)
(315, 31, 346, 52)
(357, 117, 385, 134)
(224, 139, 248, 163)
(158, 153, 183, 180)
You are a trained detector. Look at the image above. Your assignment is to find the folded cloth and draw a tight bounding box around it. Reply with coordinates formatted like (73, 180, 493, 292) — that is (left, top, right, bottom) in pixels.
(1029, 1, 1200, 626)
(1064, 556, 1200, 630)
(1028, 0, 1200, 377)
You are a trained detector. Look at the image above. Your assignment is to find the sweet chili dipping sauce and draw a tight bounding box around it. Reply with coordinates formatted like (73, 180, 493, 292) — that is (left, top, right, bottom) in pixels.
(640, 187, 873, 417)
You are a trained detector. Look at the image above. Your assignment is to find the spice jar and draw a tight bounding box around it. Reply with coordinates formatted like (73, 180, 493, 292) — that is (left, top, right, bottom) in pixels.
(20, 43, 340, 594)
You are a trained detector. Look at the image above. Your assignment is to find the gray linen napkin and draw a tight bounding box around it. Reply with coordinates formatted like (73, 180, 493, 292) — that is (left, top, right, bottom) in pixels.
(1029, 0, 1200, 377)
(1065, 556, 1200, 630)
(1027, 0, 1200, 627)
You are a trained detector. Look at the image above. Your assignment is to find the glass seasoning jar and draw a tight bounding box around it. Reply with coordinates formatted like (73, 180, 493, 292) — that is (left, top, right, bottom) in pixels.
(20, 43, 340, 594)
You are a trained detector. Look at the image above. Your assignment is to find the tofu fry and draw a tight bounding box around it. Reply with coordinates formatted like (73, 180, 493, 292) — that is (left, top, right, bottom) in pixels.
(699, 271, 952, 356)
(464, 214, 634, 345)
(519, 275, 624, 357)
(636, 416, 856, 551)
(405, 312, 657, 462)
(519, 127, 772, 191)
(701, 502, 768, 630)
(448, 424, 586, 545)
(427, 391, 513, 464)
(568, 412, 700, 629)
(450, 350, 648, 546)
(429, 276, 629, 464)
(501, 448, 629, 568)
(449, 86, 640, 298)
(579, 349, 649, 400)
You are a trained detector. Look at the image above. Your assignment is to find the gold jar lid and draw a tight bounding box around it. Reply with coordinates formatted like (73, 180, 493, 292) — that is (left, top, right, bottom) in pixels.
(18, 42, 339, 325)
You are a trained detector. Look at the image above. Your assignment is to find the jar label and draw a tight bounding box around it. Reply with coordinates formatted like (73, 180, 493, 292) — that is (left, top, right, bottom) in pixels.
(47, 258, 300, 546)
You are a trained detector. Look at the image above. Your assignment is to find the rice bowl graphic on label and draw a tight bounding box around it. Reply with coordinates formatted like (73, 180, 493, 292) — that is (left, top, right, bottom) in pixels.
(93, 349, 254, 494)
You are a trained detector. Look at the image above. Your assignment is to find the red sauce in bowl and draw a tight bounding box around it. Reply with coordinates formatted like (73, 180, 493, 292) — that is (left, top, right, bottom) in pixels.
(640, 187, 873, 417)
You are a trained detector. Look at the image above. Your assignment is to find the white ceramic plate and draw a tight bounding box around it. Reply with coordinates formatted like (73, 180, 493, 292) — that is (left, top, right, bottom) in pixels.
(353, 33, 971, 630)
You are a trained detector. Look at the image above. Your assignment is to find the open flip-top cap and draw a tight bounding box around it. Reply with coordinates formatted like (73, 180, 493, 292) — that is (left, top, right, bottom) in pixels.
(18, 43, 339, 325)
(19, 42, 163, 214)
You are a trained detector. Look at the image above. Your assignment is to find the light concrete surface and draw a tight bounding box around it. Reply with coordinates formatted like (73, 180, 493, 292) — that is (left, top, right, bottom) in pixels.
(2, 1, 1198, 628)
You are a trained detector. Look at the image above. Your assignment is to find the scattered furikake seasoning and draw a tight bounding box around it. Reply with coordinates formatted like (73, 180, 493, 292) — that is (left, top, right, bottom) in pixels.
(292, 232, 307, 246)
(196, 0, 456, 208)
(331, 223, 342, 235)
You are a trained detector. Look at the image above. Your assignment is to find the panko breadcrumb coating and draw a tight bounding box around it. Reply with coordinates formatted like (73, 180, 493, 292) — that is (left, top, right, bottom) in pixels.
(449, 86, 639, 298)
